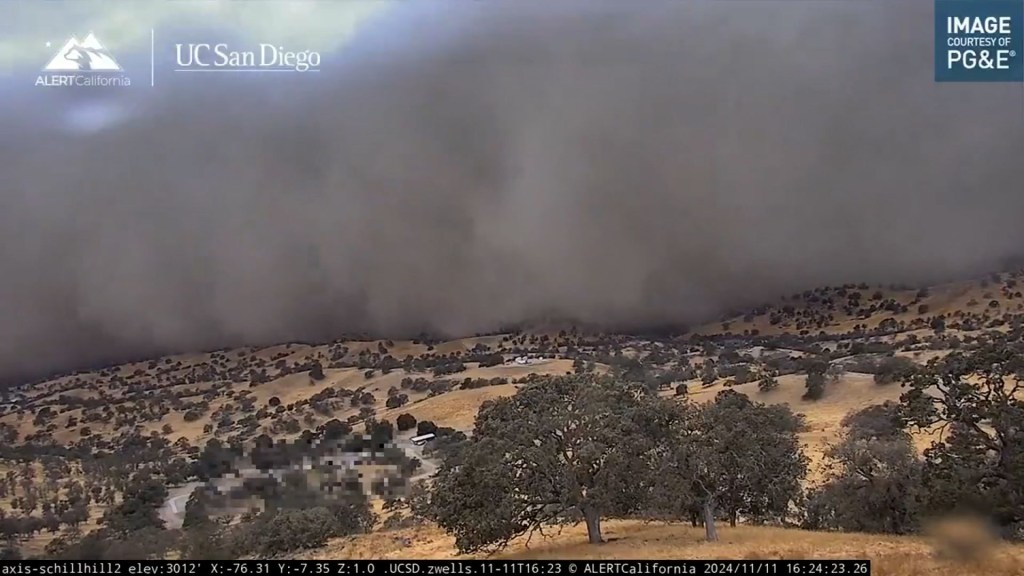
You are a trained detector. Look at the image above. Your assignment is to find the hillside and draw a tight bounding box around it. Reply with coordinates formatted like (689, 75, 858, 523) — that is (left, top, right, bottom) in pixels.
(299, 522, 1024, 576)
(1, 269, 1023, 567)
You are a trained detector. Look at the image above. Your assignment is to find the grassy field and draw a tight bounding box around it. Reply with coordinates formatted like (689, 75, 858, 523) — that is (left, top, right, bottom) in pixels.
(2, 271, 1021, 562)
(297, 521, 1024, 575)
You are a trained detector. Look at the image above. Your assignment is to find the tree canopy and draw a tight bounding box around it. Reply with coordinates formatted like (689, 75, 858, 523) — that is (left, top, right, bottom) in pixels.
(422, 376, 808, 551)
(900, 342, 1024, 533)
(421, 374, 671, 553)
(806, 403, 923, 534)
(653, 390, 807, 540)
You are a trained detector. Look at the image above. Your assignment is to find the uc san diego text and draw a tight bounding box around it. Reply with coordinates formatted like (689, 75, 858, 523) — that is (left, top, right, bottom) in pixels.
(175, 43, 321, 72)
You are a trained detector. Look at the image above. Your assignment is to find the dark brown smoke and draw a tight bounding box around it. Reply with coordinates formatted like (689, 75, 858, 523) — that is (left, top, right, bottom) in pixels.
(0, 1, 1022, 383)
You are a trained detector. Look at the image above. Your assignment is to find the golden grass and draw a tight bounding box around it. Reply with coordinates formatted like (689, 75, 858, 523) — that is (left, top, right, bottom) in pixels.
(694, 278, 1020, 337)
(664, 372, 912, 481)
(16, 508, 108, 557)
(432, 335, 508, 355)
(0, 462, 110, 557)
(298, 521, 1024, 575)
(5, 272, 1022, 565)
(389, 384, 522, 430)
(0, 349, 937, 469)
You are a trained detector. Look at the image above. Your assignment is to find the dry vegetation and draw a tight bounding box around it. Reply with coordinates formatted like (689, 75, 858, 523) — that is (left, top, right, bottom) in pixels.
(299, 521, 1024, 576)
(1, 270, 1023, 566)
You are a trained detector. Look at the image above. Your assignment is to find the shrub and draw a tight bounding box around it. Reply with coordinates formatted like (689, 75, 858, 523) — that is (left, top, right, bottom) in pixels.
(319, 419, 352, 441)
(0, 543, 21, 560)
(396, 413, 417, 432)
(227, 508, 341, 556)
(758, 373, 779, 393)
(309, 363, 325, 381)
(803, 372, 825, 401)
(385, 394, 409, 410)
(873, 356, 916, 386)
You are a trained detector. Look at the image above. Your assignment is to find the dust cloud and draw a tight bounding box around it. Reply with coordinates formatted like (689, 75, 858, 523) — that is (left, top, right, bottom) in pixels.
(0, 1, 1021, 383)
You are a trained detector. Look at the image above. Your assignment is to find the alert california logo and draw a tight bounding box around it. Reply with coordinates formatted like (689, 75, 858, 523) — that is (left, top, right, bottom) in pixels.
(36, 32, 132, 87)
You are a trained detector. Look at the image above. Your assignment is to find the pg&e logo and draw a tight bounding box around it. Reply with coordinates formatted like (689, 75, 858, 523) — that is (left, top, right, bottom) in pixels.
(935, 0, 1024, 82)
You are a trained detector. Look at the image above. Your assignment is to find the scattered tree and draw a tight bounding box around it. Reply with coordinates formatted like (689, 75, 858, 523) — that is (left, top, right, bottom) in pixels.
(803, 371, 826, 401)
(309, 362, 326, 381)
(805, 404, 923, 534)
(900, 343, 1024, 535)
(416, 421, 438, 436)
(654, 391, 807, 541)
(758, 370, 779, 393)
(396, 413, 417, 432)
(420, 375, 670, 553)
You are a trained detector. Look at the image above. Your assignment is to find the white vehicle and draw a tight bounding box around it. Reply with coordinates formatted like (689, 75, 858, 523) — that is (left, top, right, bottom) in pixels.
(411, 433, 436, 446)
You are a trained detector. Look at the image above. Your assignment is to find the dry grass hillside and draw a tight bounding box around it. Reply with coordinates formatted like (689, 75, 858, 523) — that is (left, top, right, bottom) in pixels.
(696, 271, 1024, 338)
(1, 269, 1023, 566)
(299, 521, 1024, 576)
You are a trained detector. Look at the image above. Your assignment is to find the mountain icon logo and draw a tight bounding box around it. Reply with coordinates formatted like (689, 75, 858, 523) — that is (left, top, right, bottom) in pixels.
(44, 33, 123, 72)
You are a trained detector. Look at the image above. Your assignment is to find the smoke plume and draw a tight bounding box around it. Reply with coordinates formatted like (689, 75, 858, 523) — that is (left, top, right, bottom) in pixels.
(1, 1, 1022, 383)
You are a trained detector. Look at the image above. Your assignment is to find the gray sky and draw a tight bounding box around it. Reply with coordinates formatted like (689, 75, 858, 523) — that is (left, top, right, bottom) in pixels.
(0, 1, 1022, 384)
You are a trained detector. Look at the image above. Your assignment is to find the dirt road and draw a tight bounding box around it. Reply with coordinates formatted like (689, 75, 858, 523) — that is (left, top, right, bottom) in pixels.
(394, 437, 439, 482)
(159, 481, 204, 530)
(159, 438, 440, 528)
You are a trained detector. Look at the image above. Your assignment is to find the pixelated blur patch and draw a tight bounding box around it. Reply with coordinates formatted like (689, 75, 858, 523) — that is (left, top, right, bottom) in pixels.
(935, 0, 1024, 82)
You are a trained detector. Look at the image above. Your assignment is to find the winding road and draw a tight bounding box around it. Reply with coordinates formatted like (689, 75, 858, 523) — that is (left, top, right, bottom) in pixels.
(159, 436, 441, 529)
(395, 436, 439, 483)
(160, 481, 205, 530)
